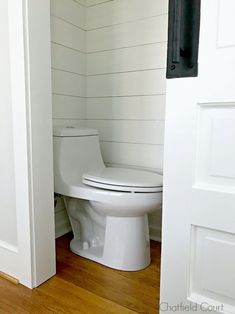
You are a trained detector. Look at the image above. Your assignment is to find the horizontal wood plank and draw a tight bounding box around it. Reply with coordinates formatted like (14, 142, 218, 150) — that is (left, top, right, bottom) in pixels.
(87, 42, 167, 75)
(86, 95, 166, 120)
(52, 69, 85, 97)
(52, 94, 86, 119)
(87, 69, 166, 97)
(86, 119, 165, 145)
(101, 141, 164, 169)
(53, 118, 85, 128)
(51, 0, 85, 29)
(51, 43, 86, 75)
(87, 15, 168, 52)
(87, 0, 168, 30)
(51, 16, 85, 52)
(86, 0, 114, 7)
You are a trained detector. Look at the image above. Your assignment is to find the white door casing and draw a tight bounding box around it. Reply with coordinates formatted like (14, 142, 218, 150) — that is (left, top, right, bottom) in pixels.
(161, 0, 235, 313)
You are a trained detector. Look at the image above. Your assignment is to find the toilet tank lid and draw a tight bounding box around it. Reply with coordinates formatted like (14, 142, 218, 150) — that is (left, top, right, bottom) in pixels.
(53, 127, 98, 137)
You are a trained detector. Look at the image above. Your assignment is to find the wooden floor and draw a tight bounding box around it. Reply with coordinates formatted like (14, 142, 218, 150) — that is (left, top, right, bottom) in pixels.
(0, 233, 161, 313)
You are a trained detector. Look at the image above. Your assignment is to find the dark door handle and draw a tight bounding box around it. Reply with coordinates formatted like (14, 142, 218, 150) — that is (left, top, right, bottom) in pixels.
(167, 0, 201, 78)
(188, 3, 201, 69)
(172, 0, 181, 64)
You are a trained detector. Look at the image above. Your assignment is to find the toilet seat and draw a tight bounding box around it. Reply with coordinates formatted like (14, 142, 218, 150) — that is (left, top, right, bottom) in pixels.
(83, 167, 162, 193)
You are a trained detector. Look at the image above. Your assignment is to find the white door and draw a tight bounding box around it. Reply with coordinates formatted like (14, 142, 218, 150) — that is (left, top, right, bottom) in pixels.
(0, 0, 55, 288)
(161, 0, 235, 313)
(0, 0, 20, 282)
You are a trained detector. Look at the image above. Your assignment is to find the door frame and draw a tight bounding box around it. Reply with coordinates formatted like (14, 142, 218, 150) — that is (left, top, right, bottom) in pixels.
(7, 0, 55, 288)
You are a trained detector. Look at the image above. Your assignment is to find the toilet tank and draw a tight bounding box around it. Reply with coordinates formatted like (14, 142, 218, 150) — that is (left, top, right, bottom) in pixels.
(53, 127, 105, 194)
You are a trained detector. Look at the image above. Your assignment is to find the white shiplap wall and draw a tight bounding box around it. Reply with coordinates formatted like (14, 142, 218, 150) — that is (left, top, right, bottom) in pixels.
(86, 0, 168, 172)
(50, 0, 86, 128)
(50, 0, 167, 171)
(50, 0, 168, 240)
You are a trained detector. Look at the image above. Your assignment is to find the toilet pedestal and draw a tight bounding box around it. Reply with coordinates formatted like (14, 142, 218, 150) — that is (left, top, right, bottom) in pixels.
(70, 215, 151, 271)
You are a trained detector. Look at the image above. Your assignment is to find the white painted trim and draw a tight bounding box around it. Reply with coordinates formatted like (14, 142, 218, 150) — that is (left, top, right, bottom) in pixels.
(24, 0, 56, 287)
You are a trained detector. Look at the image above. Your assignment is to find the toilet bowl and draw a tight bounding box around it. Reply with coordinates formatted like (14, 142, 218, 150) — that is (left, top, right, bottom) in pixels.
(53, 127, 162, 271)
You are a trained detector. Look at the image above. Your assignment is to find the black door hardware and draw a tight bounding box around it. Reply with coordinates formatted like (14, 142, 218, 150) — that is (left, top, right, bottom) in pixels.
(166, 0, 201, 79)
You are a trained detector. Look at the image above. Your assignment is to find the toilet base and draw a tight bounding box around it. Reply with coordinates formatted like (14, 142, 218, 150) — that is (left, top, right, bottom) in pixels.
(70, 215, 151, 271)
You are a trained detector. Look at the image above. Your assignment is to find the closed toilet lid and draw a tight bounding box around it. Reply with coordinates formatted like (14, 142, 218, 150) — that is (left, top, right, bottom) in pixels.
(82, 167, 163, 192)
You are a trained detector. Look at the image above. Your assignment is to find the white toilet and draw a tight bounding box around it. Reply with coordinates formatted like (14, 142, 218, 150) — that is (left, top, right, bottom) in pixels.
(53, 127, 162, 271)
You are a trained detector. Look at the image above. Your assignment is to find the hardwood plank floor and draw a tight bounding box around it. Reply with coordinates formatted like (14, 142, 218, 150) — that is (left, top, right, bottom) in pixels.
(0, 233, 161, 313)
